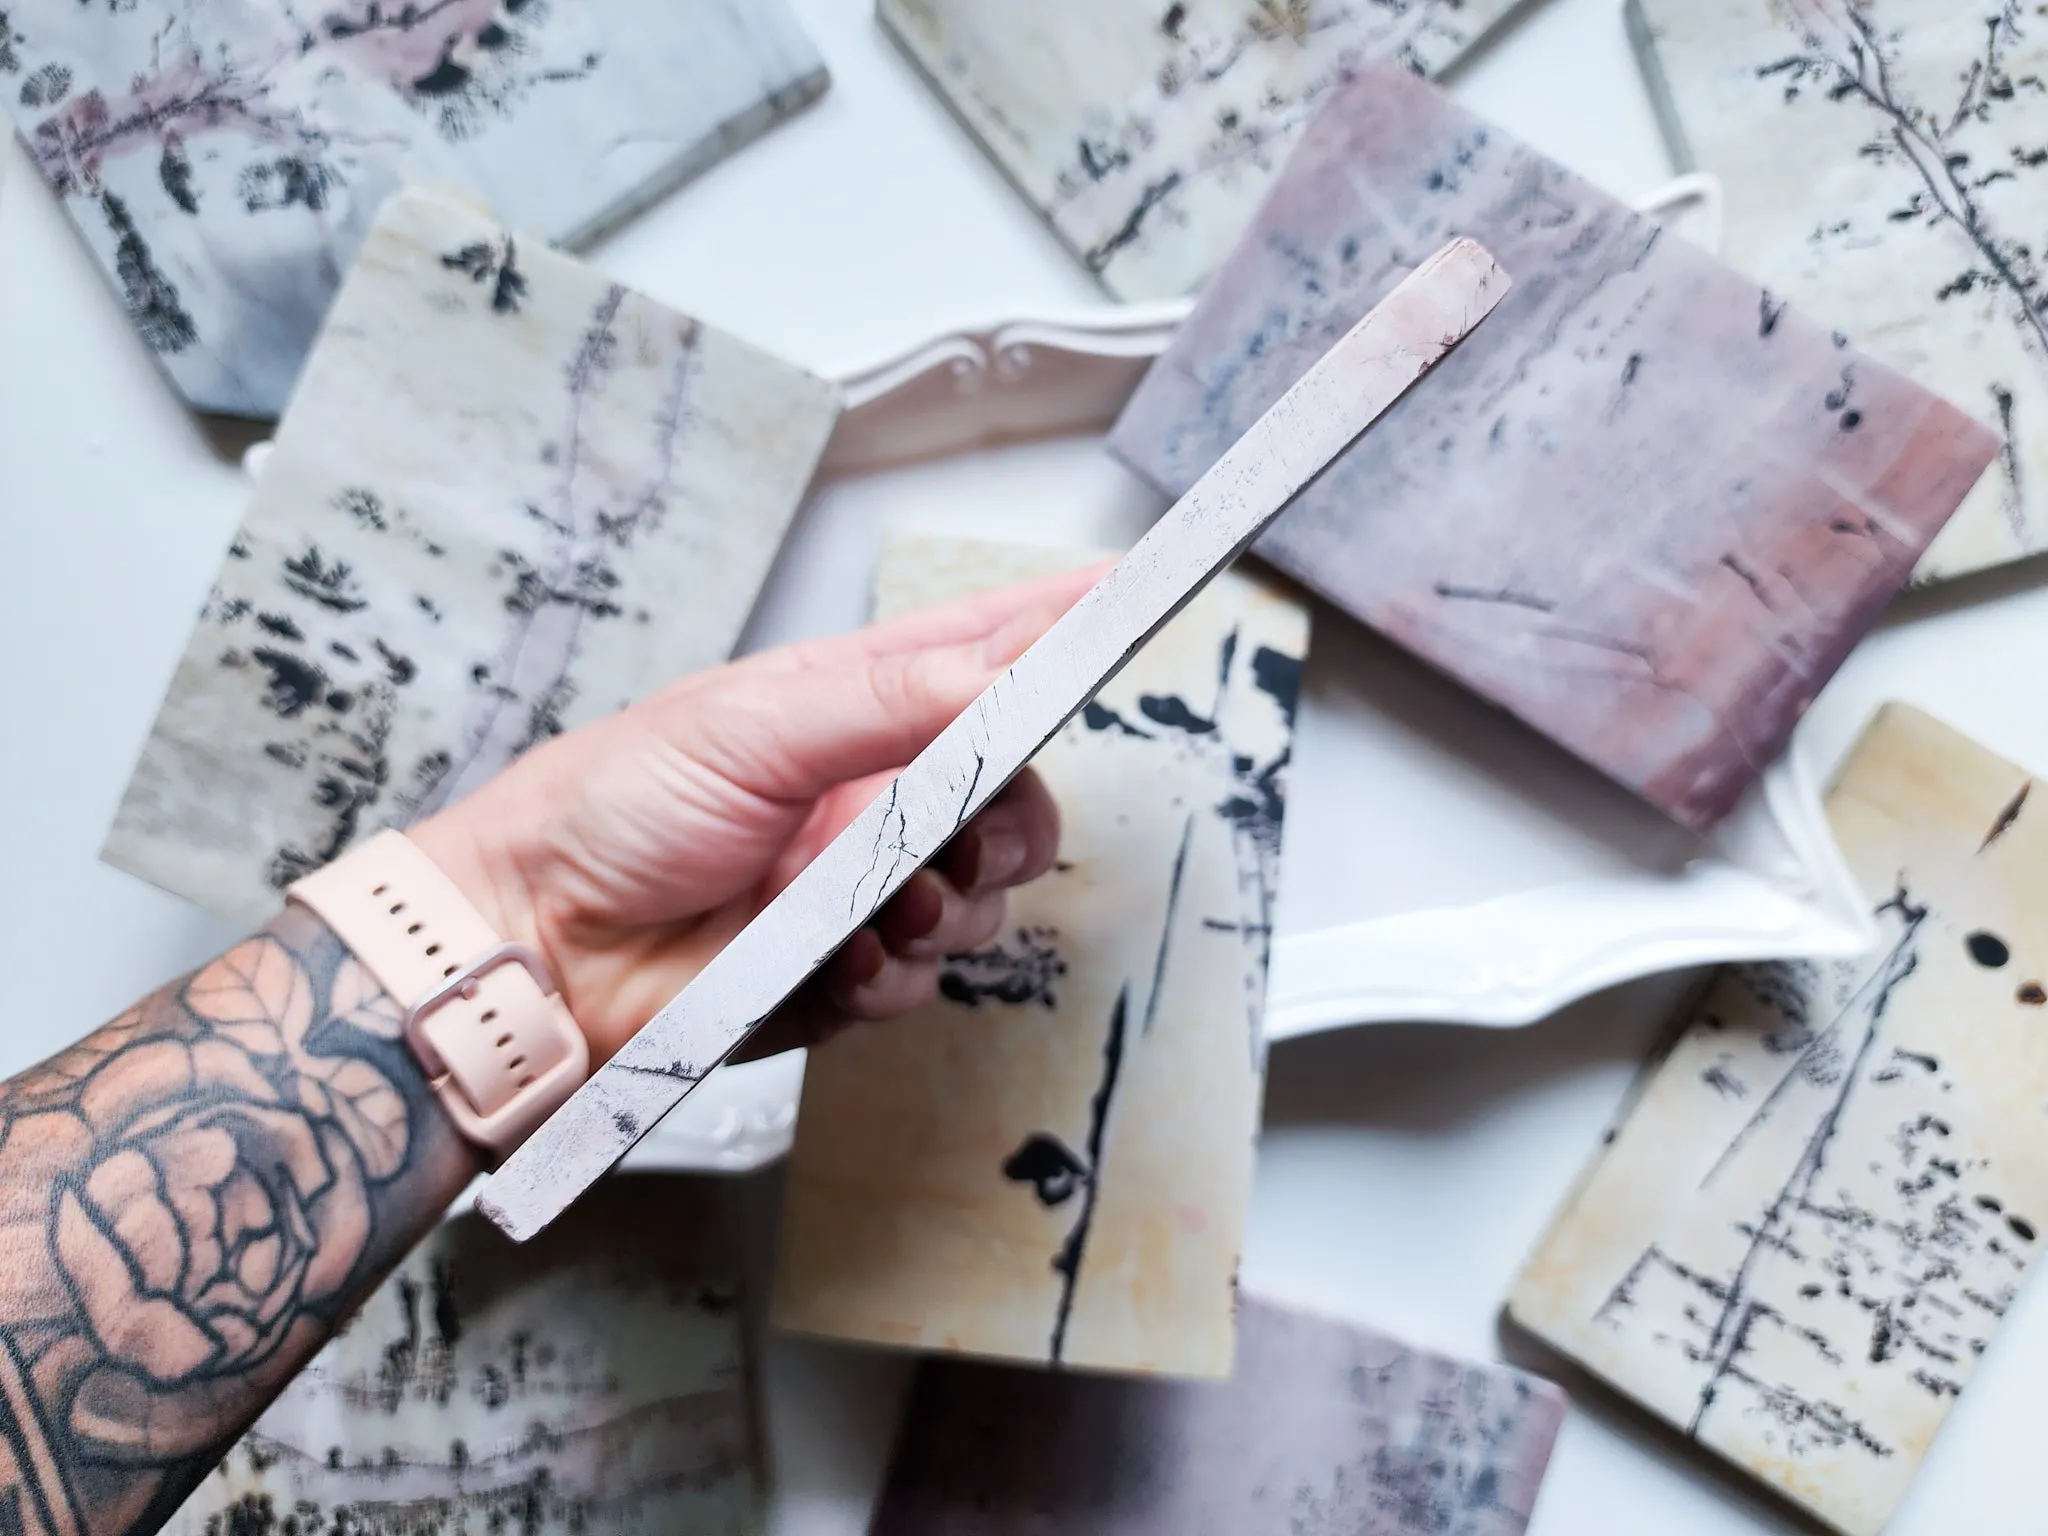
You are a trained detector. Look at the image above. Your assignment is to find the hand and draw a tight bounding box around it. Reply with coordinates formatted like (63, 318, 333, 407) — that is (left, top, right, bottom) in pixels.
(409, 563, 1103, 1064)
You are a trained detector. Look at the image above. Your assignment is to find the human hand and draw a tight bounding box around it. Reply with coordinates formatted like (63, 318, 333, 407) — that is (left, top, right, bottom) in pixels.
(409, 562, 1104, 1064)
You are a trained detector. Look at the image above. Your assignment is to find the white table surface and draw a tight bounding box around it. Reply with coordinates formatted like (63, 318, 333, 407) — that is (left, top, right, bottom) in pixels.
(6, 2, 2048, 1532)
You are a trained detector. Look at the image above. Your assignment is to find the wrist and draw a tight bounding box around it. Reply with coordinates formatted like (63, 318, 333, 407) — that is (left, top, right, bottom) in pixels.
(404, 814, 547, 978)
(288, 826, 589, 1155)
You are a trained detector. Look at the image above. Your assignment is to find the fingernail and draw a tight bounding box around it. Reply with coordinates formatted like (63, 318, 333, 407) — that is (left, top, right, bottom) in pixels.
(968, 828, 1027, 892)
(882, 871, 947, 950)
(842, 929, 886, 989)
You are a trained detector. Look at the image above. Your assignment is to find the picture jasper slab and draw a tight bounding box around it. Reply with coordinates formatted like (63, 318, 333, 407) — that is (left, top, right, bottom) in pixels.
(771, 534, 1306, 1378)
(166, 1177, 760, 1535)
(1512, 704, 2048, 1536)
(105, 187, 840, 925)
(872, 1295, 1567, 1535)
(879, 0, 1525, 300)
(0, 0, 827, 416)
(1110, 61, 2000, 830)
(1630, 0, 2048, 583)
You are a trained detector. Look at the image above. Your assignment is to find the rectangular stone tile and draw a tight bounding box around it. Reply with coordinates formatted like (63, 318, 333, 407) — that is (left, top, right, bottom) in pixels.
(0, 0, 827, 416)
(1630, 0, 2048, 584)
(770, 533, 1307, 1378)
(104, 186, 840, 924)
(1110, 62, 1999, 830)
(1511, 704, 2048, 1536)
(873, 1295, 1567, 1534)
(879, 0, 1524, 299)
(165, 1177, 760, 1535)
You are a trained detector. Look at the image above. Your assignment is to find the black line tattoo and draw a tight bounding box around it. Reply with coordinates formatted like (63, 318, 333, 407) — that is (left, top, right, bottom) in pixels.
(0, 907, 472, 1535)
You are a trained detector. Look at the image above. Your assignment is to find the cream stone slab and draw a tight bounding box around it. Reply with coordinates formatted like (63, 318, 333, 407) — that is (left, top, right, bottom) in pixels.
(770, 534, 1305, 1378)
(1512, 704, 2048, 1536)
(165, 1177, 760, 1535)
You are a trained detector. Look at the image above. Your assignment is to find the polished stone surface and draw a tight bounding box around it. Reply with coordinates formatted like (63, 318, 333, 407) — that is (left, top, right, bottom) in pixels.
(1513, 704, 2048, 1536)
(105, 187, 840, 923)
(166, 1177, 760, 1536)
(0, 0, 827, 416)
(1631, 0, 2048, 583)
(1112, 63, 1999, 831)
(873, 1295, 1566, 1535)
(771, 535, 1306, 1378)
(879, 0, 1523, 299)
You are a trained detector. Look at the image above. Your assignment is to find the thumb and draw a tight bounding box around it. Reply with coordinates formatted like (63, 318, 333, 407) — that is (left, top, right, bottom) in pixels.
(639, 588, 1085, 807)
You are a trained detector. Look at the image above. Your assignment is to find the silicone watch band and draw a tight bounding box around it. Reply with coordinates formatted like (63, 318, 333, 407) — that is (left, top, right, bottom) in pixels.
(288, 830, 589, 1154)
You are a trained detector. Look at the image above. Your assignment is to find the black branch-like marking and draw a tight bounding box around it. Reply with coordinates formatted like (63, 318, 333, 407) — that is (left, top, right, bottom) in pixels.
(1981, 780, 2031, 851)
(1776, 4, 2046, 532)
(1683, 887, 1930, 1443)
(1003, 1133, 1087, 1207)
(1048, 989, 1129, 1365)
(1432, 581, 1558, 613)
(1142, 815, 1195, 1036)
(939, 927, 1067, 1010)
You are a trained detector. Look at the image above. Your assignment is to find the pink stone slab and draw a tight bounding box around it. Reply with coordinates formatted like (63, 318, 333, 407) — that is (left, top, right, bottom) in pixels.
(1109, 62, 2000, 832)
(871, 1296, 1568, 1536)
(479, 238, 1510, 1243)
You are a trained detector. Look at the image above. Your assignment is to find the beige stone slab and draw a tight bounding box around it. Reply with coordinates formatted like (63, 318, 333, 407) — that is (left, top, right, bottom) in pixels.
(1511, 703, 2048, 1536)
(770, 533, 1308, 1377)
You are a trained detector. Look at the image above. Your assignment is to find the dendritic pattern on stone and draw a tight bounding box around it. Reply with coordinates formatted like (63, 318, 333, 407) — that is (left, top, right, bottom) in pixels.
(1512, 704, 2048, 1536)
(1631, 0, 2048, 584)
(1110, 61, 1999, 831)
(872, 1295, 1566, 1534)
(879, 0, 1525, 300)
(104, 188, 839, 925)
(769, 535, 1308, 1378)
(164, 1177, 759, 1536)
(0, 0, 827, 416)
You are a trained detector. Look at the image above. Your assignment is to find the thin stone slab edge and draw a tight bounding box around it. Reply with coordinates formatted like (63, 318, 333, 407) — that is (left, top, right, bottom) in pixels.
(477, 238, 1510, 1242)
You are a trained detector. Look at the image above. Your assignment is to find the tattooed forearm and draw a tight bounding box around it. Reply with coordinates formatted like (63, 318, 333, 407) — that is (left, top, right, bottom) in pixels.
(0, 906, 475, 1535)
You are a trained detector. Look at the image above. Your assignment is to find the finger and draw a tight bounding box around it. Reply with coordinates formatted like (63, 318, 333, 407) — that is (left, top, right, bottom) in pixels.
(939, 770, 1061, 895)
(642, 594, 1088, 808)
(751, 559, 1112, 673)
(876, 870, 1007, 960)
(726, 928, 886, 1062)
(834, 949, 943, 1020)
(734, 931, 942, 1060)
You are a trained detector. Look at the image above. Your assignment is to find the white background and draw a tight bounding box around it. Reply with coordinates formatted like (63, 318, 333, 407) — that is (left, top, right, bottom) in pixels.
(6, 0, 2048, 1531)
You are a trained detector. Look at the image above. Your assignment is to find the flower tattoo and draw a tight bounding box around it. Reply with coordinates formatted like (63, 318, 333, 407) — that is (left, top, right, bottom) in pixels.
(0, 909, 469, 1535)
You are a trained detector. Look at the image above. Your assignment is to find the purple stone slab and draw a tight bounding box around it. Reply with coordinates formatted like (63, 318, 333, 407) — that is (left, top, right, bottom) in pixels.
(871, 1296, 1568, 1536)
(1109, 62, 2000, 831)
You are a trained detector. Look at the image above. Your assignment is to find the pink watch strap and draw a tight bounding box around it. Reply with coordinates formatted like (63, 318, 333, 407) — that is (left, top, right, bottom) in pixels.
(288, 830, 588, 1154)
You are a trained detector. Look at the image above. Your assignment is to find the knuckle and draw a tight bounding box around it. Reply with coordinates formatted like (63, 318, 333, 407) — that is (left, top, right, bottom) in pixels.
(866, 651, 936, 722)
